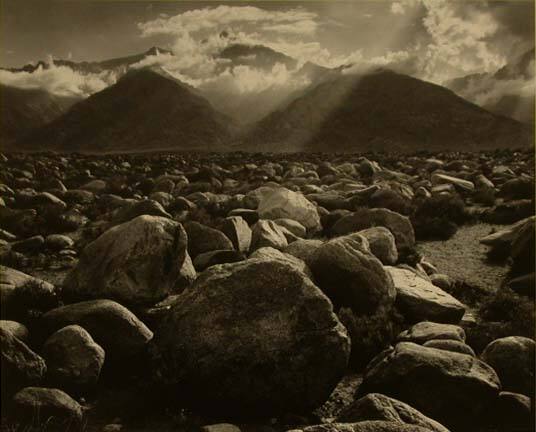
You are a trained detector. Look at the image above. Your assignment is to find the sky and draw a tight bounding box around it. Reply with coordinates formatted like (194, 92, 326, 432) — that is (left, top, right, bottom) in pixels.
(0, 0, 534, 99)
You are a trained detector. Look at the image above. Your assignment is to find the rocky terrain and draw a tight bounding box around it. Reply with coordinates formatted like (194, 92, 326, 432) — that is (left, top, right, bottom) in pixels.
(0, 149, 534, 432)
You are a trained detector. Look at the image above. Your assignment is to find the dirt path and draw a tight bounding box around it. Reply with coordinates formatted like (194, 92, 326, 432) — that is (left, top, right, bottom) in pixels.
(417, 222, 510, 294)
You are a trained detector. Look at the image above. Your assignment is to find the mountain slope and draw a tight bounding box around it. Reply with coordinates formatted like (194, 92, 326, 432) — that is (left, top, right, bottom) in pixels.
(445, 48, 535, 124)
(0, 84, 80, 144)
(244, 69, 533, 152)
(16, 68, 236, 153)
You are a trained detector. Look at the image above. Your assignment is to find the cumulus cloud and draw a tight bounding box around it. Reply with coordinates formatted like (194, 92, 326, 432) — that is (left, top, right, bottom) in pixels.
(0, 59, 117, 97)
(391, 2, 406, 15)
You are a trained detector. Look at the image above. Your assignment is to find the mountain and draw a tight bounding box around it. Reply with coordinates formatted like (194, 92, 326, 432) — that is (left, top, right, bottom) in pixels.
(445, 48, 535, 124)
(0, 84, 80, 144)
(243, 69, 533, 153)
(15, 67, 236, 153)
(3, 47, 172, 75)
(217, 43, 297, 71)
(202, 43, 339, 125)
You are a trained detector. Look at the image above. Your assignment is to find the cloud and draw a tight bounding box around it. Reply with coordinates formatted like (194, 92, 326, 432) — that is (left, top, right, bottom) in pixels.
(262, 20, 318, 35)
(0, 59, 117, 97)
(391, 2, 406, 15)
(138, 5, 319, 37)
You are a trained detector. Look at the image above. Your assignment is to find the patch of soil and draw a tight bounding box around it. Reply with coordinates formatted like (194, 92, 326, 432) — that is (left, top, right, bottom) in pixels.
(418, 222, 510, 294)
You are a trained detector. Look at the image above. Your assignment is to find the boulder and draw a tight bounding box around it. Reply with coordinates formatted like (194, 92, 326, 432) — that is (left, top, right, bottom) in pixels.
(42, 325, 105, 389)
(0, 266, 57, 320)
(386, 267, 465, 324)
(283, 239, 324, 267)
(12, 387, 83, 425)
(357, 227, 398, 265)
(11, 235, 44, 253)
(64, 215, 195, 306)
(45, 234, 75, 251)
(481, 336, 534, 396)
(258, 187, 321, 233)
(185, 221, 234, 258)
(250, 247, 312, 278)
(0, 320, 29, 341)
(220, 216, 252, 253)
(422, 339, 475, 356)
(42, 300, 153, 361)
(251, 220, 289, 251)
(311, 233, 395, 315)
(479, 216, 534, 252)
(507, 272, 535, 297)
(274, 218, 307, 238)
(358, 342, 501, 429)
(492, 391, 534, 431)
(431, 173, 475, 193)
(337, 393, 449, 432)
(1, 327, 46, 394)
(193, 250, 246, 272)
(228, 208, 259, 225)
(155, 259, 350, 416)
(110, 199, 171, 225)
(332, 209, 415, 251)
(397, 322, 466, 344)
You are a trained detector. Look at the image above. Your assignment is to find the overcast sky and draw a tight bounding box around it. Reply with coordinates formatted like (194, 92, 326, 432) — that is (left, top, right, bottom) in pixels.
(1, 0, 534, 85)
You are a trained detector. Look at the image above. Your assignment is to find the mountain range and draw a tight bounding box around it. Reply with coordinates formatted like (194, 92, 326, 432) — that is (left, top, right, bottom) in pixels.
(1, 44, 534, 153)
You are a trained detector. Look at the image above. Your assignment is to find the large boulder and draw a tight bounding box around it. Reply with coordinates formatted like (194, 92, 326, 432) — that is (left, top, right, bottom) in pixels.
(283, 239, 324, 267)
(251, 220, 289, 251)
(386, 267, 465, 324)
(109, 199, 171, 225)
(481, 336, 535, 396)
(42, 300, 153, 361)
(220, 216, 252, 253)
(358, 342, 501, 429)
(184, 221, 234, 258)
(250, 247, 312, 278)
(11, 387, 83, 425)
(258, 187, 321, 233)
(397, 321, 466, 344)
(357, 227, 398, 265)
(311, 234, 395, 315)
(155, 259, 350, 416)
(63, 215, 196, 306)
(422, 339, 475, 356)
(332, 209, 415, 251)
(1, 327, 46, 395)
(492, 391, 534, 431)
(337, 393, 449, 432)
(431, 173, 474, 193)
(42, 325, 105, 390)
(0, 320, 29, 341)
(0, 266, 58, 320)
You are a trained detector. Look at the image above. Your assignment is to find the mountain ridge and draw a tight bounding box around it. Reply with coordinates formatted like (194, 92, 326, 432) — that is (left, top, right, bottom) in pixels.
(14, 67, 236, 153)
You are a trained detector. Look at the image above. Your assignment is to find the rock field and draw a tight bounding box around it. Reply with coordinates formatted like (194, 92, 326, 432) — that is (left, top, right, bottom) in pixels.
(0, 149, 534, 432)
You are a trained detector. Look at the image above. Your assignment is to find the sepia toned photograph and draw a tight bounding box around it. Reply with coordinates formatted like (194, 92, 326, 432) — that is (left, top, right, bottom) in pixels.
(0, 1, 534, 431)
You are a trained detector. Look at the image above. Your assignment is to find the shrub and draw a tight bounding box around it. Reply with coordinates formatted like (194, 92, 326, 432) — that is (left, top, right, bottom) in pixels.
(338, 306, 404, 371)
(411, 194, 469, 240)
(440, 279, 491, 308)
(466, 287, 535, 354)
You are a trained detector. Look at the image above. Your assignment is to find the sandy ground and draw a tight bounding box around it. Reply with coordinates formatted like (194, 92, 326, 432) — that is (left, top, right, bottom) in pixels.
(417, 222, 510, 294)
